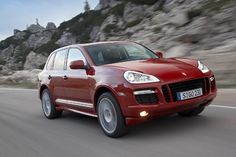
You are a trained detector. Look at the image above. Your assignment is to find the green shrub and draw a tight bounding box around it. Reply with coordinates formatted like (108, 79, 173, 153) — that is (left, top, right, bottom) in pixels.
(187, 9, 202, 20)
(51, 31, 62, 41)
(22, 30, 31, 40)
(103, 24, 119, 33)
(0, 30, 31, 50)
(125, 0, 158, 5)
(153, 26, 162, 33)
(0, 58, 6, 65)
(59, 10, 107, 43)
(13, 44, 31, 69)
(0, 36, 20, 50)
(109, 3, 126, 16)
(36, 41, 60, 55)
(201, 0, 233, 12)
(126, 19, 142, 28)
(38, 63, 45, 69)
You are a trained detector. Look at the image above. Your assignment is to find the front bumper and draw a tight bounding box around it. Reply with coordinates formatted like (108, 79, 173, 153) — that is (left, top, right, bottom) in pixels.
(125, 92, 216, 126)
(113, 75, 217, 126)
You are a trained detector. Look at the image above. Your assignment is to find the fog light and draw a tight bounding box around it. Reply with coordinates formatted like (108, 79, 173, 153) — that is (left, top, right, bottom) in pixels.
(210, 76, 215, 82)
(140, 111, 149, 117)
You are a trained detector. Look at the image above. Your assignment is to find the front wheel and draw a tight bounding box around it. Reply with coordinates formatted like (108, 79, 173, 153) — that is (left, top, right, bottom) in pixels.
(97, 92, 126, 138)
(41, 89, 62, 119)
(178, 106, 205, 117)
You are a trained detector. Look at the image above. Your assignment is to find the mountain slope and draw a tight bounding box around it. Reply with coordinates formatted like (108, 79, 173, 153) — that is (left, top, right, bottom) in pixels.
(0, 0, 236, 87)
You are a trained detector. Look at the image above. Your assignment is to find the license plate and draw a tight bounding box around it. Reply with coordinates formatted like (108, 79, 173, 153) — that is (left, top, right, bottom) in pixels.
(177, 88, 203, 101)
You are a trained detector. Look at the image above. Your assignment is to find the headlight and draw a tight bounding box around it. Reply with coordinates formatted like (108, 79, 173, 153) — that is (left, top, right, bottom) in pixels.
(198, 61, 209, 73)
(124, 71, 160, 84)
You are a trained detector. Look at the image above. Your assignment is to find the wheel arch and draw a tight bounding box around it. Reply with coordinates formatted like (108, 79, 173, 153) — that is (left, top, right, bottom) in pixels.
(94, 85, 122, 113)
(39, 84, 49, 99)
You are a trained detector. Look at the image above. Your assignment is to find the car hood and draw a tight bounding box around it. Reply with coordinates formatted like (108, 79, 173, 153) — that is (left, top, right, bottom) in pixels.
(104, 58, 203, 82)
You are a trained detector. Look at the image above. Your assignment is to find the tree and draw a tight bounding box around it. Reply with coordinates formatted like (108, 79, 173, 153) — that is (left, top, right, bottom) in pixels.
(84, 0, 90, 12)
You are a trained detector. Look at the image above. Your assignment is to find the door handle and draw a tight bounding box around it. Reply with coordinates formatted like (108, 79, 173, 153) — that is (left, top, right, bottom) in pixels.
(48, 75, 52, 80)
(63, 75, 68, 80)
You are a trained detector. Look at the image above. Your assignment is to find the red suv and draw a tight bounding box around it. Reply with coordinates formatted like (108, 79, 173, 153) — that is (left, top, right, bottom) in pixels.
(38, 41, 217, 137)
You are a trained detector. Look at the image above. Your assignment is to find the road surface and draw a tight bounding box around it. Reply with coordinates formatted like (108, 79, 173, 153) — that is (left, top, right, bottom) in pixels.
(0, 88, 235, 157)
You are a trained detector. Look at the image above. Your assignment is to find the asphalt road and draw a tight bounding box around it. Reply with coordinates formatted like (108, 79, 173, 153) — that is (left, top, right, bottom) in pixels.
(0, 88, 235, 157)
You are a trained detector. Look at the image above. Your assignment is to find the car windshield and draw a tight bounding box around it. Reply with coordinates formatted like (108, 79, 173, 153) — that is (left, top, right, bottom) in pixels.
(85, 43, 158, 65)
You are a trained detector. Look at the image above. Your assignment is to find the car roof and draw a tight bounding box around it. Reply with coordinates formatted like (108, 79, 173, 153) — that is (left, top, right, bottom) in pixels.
(54, 41, 134, 51)
(51, 41, 137, 55)
(79, 41, 132, 47)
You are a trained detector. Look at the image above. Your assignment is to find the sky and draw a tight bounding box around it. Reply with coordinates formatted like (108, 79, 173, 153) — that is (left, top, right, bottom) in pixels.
(0, 0, 99, 41)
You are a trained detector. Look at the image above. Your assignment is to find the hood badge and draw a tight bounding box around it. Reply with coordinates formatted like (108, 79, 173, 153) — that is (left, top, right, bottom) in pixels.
(182, 72, 187, 76)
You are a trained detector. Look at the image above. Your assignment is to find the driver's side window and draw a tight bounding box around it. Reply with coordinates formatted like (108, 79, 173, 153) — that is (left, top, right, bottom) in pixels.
(67, 48, 87, 70)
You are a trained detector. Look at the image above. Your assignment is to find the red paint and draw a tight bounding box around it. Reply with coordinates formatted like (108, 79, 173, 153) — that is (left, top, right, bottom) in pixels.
(38, 41, 217, 126)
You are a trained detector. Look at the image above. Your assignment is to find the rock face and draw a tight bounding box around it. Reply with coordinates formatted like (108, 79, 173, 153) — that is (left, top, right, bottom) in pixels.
(23, 51, 47, 70)
(13, 29, 21, 35)
(25, 31, 52, 49)
(56, 33, 76, 46)
(1, 0, 236, 87)
(169, 12, 189, 26)
(123, 2, 144, 23)
(46, 22, 57, 30)
(13, 31, 27, 40)
(0, 23, 59, 71)
(27, 24, 45, 33)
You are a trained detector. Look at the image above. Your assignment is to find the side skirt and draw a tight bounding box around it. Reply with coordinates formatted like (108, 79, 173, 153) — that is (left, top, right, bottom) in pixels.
(64, 108, 98, 118)
(55, 98, 97, 118)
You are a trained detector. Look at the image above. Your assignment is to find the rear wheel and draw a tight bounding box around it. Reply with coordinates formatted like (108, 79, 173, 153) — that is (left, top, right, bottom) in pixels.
(178, 106, 205, 117)
(97, 92, 126, 138)
(41, 89, 62, 119)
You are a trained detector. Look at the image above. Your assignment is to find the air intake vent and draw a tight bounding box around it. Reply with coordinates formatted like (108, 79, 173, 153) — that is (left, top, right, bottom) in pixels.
(135, 93, 158, 104)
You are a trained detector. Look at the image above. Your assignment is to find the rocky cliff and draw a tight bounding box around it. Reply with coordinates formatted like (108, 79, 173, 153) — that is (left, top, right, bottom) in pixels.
(0, 0, 236, 87)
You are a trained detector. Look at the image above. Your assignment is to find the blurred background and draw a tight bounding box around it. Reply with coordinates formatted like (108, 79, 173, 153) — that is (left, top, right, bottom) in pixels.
(0, 0, 236, 88)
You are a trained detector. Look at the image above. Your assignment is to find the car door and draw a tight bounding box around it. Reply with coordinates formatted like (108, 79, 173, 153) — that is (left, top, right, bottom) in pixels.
(63, 47, 92, 109)
(51, 49, 68, 101)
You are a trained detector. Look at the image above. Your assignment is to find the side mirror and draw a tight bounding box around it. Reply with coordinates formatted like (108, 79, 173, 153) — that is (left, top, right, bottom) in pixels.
(156, 51, 163, 58)
(70, 60, 85, 69)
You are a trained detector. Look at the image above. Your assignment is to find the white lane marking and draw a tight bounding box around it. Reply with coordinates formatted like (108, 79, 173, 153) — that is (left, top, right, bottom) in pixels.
(210, 105, 236, 110)
(0, 88, 37, 91)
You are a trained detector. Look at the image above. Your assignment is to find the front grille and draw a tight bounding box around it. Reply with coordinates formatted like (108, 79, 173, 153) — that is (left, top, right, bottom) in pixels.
(135, 93, 158, 104)
(205, 77, 210, 94)
(162, 85, 171, 102)
(169, 78, 205, 102)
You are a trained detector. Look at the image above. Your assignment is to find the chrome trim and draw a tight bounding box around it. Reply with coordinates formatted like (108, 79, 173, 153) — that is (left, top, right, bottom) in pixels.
(133, 90, 156, 95)
(56, 98, 93, 108)
(66, 108, 97, 117)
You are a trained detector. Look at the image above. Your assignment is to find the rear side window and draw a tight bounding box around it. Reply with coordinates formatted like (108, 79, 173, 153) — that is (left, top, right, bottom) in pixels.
(53, 49, 67, 70)
(46, 53, 55, 70)
(67, 48, 86, 70)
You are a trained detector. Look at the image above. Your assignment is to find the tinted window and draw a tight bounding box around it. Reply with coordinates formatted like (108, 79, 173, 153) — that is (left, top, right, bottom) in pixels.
(124, 45, 151, 58)
(53, 49, 67, 70)
(46, 53, 55, 70)
(85, 43, 157, 65)
(67, 48, 86, 70)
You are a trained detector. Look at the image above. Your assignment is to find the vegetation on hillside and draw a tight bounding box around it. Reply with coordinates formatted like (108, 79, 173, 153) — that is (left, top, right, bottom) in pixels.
(59, 10, 108, 43)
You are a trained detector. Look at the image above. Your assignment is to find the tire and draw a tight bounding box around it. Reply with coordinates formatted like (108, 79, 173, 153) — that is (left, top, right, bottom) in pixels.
(97, 92, 126, 138)
(178, 105, 205, 117)
(41, 89, 62, 119)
